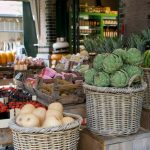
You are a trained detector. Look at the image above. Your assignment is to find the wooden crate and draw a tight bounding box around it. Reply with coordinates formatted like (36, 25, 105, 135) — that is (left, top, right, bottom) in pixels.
(141, 108, 150, 130)
(78, 128, 150, 150)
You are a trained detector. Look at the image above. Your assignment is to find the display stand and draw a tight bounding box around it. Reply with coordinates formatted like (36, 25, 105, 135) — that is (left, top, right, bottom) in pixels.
(141, 108, 150, 130)
(78, 128, 150, 150)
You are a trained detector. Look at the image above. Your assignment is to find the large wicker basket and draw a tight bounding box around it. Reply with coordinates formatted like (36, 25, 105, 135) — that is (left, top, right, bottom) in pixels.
(83, 80, 147, 136)
(9, 113, 82, 150)
(143, 68, 150, 108)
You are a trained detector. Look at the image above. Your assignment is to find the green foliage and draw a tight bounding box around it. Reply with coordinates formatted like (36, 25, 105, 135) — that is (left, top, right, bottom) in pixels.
(125, 48, 143, 66)
(84, 68, 97, 85)
(103, 54, 123, 74)
(94, 72, 110, 87)
(110, 70, 129, 88)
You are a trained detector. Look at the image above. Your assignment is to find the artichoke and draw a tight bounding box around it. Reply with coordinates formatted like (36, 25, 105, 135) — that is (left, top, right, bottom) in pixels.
(125, 48, 143, 65)
(84, 68, 97, 85)
(93, 54, 107, 71)
(94, 72, 110, 87)
(110, 70, 129, 88)
(123, 65, 143, 78)
(113, 49, 126, 61)
(103, 54, 123, 74)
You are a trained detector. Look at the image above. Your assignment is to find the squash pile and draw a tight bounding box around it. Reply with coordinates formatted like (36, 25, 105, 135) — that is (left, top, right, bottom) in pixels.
(16, 102, 75, 128)
(84, 48, 144, 88)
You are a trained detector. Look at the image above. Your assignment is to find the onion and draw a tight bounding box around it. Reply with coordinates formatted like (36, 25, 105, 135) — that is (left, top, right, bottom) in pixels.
(48, 102, 63, 113)
(20, 104, 35, 114)
(46, 109, 63, 120)
(42, 116, 62, 128)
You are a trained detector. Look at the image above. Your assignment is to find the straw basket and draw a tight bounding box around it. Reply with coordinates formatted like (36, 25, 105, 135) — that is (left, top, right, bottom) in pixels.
(143, 68, 150, 109)
(9, 113, 82, 150)
(83, 77, 147, 136)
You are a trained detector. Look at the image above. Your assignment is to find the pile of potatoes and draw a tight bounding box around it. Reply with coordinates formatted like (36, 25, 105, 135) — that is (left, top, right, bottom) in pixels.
(16, 102, 75, 128)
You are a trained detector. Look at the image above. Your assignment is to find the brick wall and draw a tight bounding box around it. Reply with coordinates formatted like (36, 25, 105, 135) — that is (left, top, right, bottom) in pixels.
(125, 0, 150, 36)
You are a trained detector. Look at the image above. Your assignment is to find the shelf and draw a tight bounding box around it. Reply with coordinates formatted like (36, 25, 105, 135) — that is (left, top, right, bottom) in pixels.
(0, 30, 23, 33)
(79, 26, 100, 30)
(103, 24, 118, 27)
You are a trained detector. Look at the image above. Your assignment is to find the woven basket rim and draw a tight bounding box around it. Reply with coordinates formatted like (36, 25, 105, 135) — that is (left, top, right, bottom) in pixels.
(143, 67, 150, 70)
(9, 112, 82, 134)
(83, 82, 147, 93)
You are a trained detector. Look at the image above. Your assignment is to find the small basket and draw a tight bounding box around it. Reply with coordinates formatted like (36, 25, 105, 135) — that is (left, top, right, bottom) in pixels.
(9, 113, 82, 150)
(143, 68, 150, 109)
(83, 76, 147, 136)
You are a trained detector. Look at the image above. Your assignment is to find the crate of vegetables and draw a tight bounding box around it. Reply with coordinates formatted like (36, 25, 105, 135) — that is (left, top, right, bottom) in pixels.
(83, 48, 147, 136)
(9, 102, 82, 150)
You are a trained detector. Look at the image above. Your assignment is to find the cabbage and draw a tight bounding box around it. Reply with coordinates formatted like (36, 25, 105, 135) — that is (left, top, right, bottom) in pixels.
(113, 49, 126, 61)
(94, 72, 110, 87)
(93, 54, 107, 71)
(103, 54, 123, 74)
(110, 70, 129, 88)
(84, 68, 97, 85)
(126, 48, 143, 65)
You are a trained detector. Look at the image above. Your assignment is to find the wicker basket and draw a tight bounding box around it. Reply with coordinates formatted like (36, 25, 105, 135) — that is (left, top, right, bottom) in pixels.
(9, 113, 82, 150)
(83, 78, 147, 136)
(143, 68, 150, 109)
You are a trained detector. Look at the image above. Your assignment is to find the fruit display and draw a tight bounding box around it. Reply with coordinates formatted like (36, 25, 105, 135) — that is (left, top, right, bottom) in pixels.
(143, 50, 150, 68)
(84, 48, 143, 88)
(16, 102, 75, 128)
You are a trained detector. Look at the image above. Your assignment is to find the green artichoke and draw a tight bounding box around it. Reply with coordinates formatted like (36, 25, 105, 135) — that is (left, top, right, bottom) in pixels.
(94, 72, 110, 87)
(84, 68, 97, 85)
(123, 65, 143, 78)
(125, 48, 143, 65)
(113, 49, 126, 61)
(110, 70, 129, 88)
(103, 54, 123, 74)
(93, 54, 107, 71)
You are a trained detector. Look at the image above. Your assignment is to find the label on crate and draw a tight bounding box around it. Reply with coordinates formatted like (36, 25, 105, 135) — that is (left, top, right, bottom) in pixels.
(32, 95, 37, 101)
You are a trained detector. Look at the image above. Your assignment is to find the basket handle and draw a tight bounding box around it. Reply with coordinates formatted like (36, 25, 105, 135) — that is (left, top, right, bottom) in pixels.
(128, 74, 144, 88)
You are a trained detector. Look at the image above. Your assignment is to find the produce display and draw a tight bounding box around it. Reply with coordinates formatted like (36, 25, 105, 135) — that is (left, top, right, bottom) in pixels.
(14, 57, 45, 70)
(84, 48, 143, 88)
(143, 50, 150, 68)
(16, 102, 75, 128)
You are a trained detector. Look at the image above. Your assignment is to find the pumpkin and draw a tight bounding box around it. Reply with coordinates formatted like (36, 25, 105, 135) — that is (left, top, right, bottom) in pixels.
(51, 54, 62, 61)
(0, 52, 7, 65)
(46, 109, 63, 120)
(48, 102, 63, 113)
(20, 104, 35, 114)
(16, 114, 26, 126)
(42, 116, 62, 128)
(6, 51, 14, 63)
(21, 114, 40, 127)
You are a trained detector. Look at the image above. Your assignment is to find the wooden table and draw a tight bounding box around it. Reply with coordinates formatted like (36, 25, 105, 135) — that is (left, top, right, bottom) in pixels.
(78, 128, 150, 150)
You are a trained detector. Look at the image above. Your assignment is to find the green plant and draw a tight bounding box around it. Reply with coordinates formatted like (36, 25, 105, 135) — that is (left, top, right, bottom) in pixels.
(113, 48, 126, 61)
(94, 72, 110, 87)
(110, 70, 129, 88)
(103, 53, 123, 74)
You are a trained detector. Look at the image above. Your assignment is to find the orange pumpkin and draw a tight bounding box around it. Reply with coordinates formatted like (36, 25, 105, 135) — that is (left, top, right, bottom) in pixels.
(51, 54, 62, 61)
(6, 51, 14, 63)
(0, 52, 7, 65)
